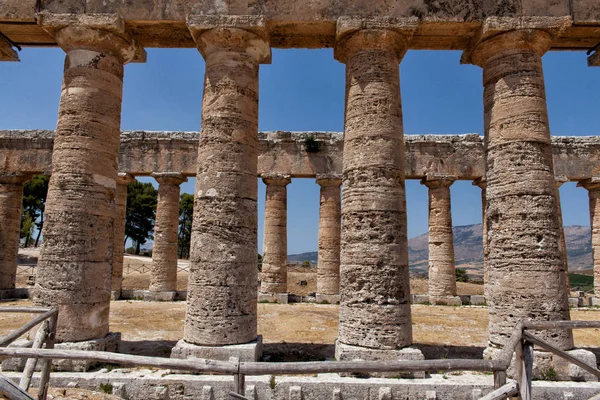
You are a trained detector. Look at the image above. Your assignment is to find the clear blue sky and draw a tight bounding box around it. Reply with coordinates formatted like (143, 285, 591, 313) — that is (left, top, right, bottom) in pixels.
(1, 47, 598, 254)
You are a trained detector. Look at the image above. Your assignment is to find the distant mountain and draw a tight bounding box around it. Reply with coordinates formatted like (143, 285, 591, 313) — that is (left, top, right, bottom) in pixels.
(288, 224, 593, 276)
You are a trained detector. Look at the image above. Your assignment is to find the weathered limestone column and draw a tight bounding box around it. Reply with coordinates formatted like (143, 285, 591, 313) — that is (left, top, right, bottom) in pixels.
(578, 178, 600, 301)
(259, 173, 291, 304)
(34, 13, 144, 345)
(0, 174, 29, 298)
(148, 173, 187, 301)
(316, 174, 342, 304)
(171, 15, 270, 362)
(334, 18, 423, 366)
(421, 175, 461, 306)
(473, 177, 489, 298)
(463, 20, 573, 353)
(555, 176, 571, 291)
(111, 173, 135, 300)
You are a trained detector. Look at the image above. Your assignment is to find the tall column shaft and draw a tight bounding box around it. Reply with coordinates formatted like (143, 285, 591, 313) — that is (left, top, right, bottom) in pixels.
(336, 27, 412, 350)
(183, 19, 270, 347)
(34, 14, 142, 343)
(260, 174, 291, 294)
(474, 178, 488, 296)
(422, 176, 457, 302)
(316, 175, 342, 297)
(150, 173, 186, 293)
(0, 176, 27, 291)
(555, 178, 570, 290)
(112, 173, 134, 295)
(466, 29, 572, 350)
(579, 180, 600, 297)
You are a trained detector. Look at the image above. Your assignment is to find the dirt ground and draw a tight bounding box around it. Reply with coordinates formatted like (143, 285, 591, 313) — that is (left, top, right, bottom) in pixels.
(1, 300, 599, 351)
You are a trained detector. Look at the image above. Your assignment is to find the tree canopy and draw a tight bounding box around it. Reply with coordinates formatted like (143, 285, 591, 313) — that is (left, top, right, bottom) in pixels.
(177, 193, 194, 259)
(20, 175, 49, 247)
(125, 180, 158, 255)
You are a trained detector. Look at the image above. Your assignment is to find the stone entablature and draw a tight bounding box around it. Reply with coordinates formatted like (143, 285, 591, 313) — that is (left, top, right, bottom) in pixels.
(2, 130, 600, 181)
(1, 5, 600, 52)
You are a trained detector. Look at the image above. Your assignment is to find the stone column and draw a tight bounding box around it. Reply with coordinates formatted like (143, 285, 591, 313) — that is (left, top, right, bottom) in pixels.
(334, 18, 422, 365)
(171, 16, 270, 362)
(473, 178, 488, 298)
(555, 176, 570, 291)
(578, 178, 600, 301)
(111, 173, 135, 300)
(34, 13, 144, 345)
(259, 173, 291, 303)
(0, 175, 29, 298)
(148, 173, 187, 301)
(421, 175, 461, 306)
(316, 174, 342, 304)
(463, 24, 573, 353)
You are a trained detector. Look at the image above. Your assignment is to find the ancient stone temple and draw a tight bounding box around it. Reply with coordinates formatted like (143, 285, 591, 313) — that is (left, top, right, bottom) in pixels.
(1, 1, 600, 395)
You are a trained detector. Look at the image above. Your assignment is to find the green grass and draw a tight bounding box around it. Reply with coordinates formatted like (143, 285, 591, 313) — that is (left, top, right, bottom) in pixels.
(569, 273, 594, 292)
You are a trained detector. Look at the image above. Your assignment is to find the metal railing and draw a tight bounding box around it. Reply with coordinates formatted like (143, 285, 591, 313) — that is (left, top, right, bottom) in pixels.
(0, 308, 599, 400)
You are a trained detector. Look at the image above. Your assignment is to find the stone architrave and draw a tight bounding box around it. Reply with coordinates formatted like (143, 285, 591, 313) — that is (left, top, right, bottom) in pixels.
(316, 174, 342, 304)
(34, 13, 145, 343)
(578, 178, 600, 297)
(462, 19, 573, 352)
(0, 35, 19, 61)
(421, 175, 460, 305)
(0, 174, 30, 295)
(171, 15, 271, 362)
(260, 173, 291, 295)
(473, 178, 488, 298)
(111, 173, 135, 299)
(149, 173, 187, 295)
(334, 17, 423, 365)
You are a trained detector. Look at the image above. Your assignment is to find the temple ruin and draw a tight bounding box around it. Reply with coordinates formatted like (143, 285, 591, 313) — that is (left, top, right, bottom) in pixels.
(1, 0, 600, 397)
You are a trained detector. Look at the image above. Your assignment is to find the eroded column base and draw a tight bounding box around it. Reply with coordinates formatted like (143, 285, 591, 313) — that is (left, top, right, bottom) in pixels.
(316, 293, 340, 304)
(335, 341, 425, 378)
(484, 346, 598, 382)
(110, 290, 121, 301)
(1, 332, 120, 372)
(590, 297, 600, 307)
(170, 336, 263, 362)
(430, 296, 463, 306)
(257, 292, 289, 304)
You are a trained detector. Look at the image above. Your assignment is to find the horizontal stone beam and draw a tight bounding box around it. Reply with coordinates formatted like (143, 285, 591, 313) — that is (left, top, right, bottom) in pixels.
(1, 130, 600, 181)
(0, 7, 599, 51)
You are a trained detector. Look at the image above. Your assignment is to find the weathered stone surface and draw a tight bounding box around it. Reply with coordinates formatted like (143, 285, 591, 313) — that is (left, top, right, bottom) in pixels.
(578, 178, 600, 297)
(421, 175, 457, 302)
(33, 14, 142, 343)
(112, 173, 135, 297)
(555, 177, 571, 290)
(182, 20, 269, 347)
(336, 23, 413, 351)
(171, 336, 262, 362)
(473, 178, 488, 297)
(150, 173, 186, 293)
(260, 173, 291, 294)
(316, 174, 342, 297)
(0, 35, 19, 61)
(465, 28, 572, 351)
(0, 174, 29, 291)
(7, 130, 600, 181)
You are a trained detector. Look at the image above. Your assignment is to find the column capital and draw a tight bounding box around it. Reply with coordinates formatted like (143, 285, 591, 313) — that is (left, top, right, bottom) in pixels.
(578, 178, 600, 191)
(316, 173, 342, 187)
(420, 174, 456, 189)
(334, 17, 417, 63)
(262, 173, 291, 187)
(115, 173, 135, 186)
(472, 177, 486, 190)
(37, 13, 146, 64)
(460, 16, 570, 67)
(0, 173, 33, 184)
(0, 35, 19, 62)
(152, 172, 187, 186)
(187, 15, 271, 64)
